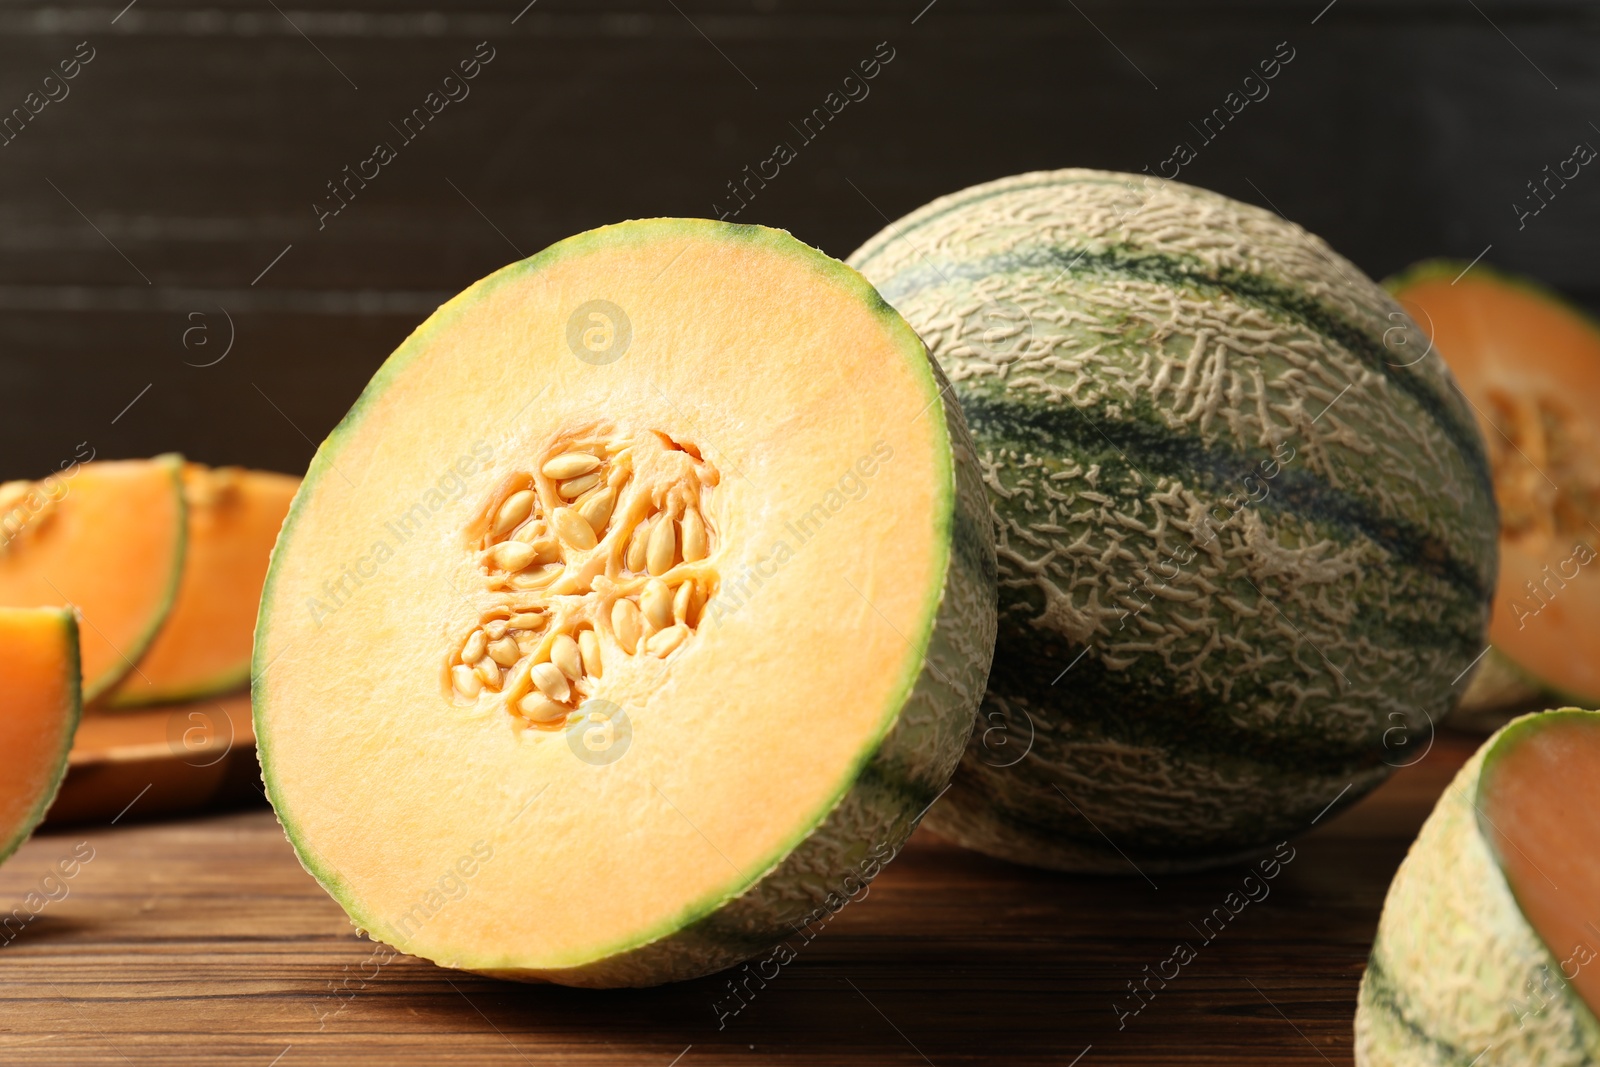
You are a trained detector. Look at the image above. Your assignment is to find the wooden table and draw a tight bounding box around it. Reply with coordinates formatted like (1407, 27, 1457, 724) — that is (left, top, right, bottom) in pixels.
(0, 727, 1476, 1066)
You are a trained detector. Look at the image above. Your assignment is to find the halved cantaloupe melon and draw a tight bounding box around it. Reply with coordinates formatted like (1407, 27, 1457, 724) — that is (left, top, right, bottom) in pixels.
(105, 465, 298, 707)
(0, 606, 81, 863)
(0, 456, 186, 702)
(1392, 263, 1600, 714)
(255, 219, 996, 987)
(1358, 709, 1600, 1064)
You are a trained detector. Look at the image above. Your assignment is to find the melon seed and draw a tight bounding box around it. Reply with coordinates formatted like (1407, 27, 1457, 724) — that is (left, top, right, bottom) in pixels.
(542, 452, 602, 480)
(485, 619, 509, 640)
(626, 516, 652, 572)
(672, 580, 693, 624)
(508, 612, 544, 631)
(641, 578, 674, 630)
(475, 659, 503, 691)
(646, 515, 677, 576)
(577, 487, 617, 533)
(490, 541, 540, 572)
(503, 656, 534, 701)
(462, 629, 488, 664)
(559, 472, 601, 500)
(451, 664, 482, 699)
(488, 636, 522, 667)
(681, 508, 708, 562)
(551, 633, 583, 679)
(552, 507, 598, 550)
(612, 598, 643, 654)
(493, 490, 535, 537)
(646, 624, 688, 657)
(578, 629, 602, 678)
(530, 661, 571, 702)
(519, 693, 568, 723)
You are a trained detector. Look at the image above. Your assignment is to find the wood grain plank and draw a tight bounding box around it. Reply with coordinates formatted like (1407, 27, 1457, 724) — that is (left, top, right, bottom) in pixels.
(0, 729, 1478, 1065)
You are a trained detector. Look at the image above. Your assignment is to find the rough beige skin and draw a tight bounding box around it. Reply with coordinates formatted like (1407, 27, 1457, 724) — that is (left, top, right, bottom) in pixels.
(1356, 710, 1600, 1066)
(851, 170, 1497, 870)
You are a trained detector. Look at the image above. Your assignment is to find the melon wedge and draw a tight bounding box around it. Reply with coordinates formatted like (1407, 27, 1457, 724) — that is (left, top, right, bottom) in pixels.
(0, 607, 81, 863)
(254, 219, 997, 987)
(1357, 709, 1600, 1064)
(105, 465, 297, 707)
(1391, 263, 1600, 714)
(0, 456, 186, 702)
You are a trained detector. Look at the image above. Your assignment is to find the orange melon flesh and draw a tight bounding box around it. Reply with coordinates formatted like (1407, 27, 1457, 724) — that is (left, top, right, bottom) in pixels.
(1479, 712, 1600, 1017)
(255, 219, 989, 984)
(1393, 268, 1600, 701)
(105, 465, 297, 707)
(0, 607, 81, 862)
(0, 456, 186, 702)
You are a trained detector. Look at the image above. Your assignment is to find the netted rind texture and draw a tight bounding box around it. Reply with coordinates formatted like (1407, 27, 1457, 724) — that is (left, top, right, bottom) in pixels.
(1356, 712, 1600, 1066)
(850, 169, 1498, 869)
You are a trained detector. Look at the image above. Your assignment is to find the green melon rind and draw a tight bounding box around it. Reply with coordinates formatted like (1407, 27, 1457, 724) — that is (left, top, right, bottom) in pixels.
(102, 660, 250, 709)
(254, 219, 997, 986)
(1388, 259, 1600, 719)
(85, 452, 188, 706)
(849, 169, 1498, 871)
(1356, 709, 1600, 1066)
(0, 608, 82, 865)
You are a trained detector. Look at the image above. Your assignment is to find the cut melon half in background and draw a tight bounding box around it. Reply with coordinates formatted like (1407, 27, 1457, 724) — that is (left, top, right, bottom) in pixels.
(105, 465, 298, 707)
(1358, 709, 1600, 1064)
(254, 219, 996, 987)
(1392, 263, 1600, 718)
(0, 456, 186, 703)
(0, 607, 81, 863)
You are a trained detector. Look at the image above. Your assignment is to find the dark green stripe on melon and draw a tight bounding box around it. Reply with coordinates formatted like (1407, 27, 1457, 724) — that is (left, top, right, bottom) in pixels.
(874, 246, 1490, 485)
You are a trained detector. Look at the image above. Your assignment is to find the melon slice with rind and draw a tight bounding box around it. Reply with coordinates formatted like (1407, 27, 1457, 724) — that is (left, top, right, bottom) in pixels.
(106, 464, 297, 707)
(254, 218, 997, 987)
(0, 456, 186, 702)
(0, 606, 81, 863)
(1357, 708, 1600, 1065)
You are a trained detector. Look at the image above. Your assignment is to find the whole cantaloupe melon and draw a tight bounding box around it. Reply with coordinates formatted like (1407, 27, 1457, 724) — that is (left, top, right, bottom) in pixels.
(254, 219, 996, 987)
(850, 169, 1499, 871)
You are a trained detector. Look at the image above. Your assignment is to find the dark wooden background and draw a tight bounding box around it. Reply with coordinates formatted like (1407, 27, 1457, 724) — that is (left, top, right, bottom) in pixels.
(0, 0, 1595, 479)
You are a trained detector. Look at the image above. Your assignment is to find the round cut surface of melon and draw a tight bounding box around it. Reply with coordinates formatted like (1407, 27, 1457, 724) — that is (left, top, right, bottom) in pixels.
(254, 219, 996, 986)
(1392, 263, 1600, 709)
(0, 606, 81, 863)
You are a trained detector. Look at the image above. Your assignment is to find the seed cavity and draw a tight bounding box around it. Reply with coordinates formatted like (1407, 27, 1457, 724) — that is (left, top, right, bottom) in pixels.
(454, 430, 720, 726)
